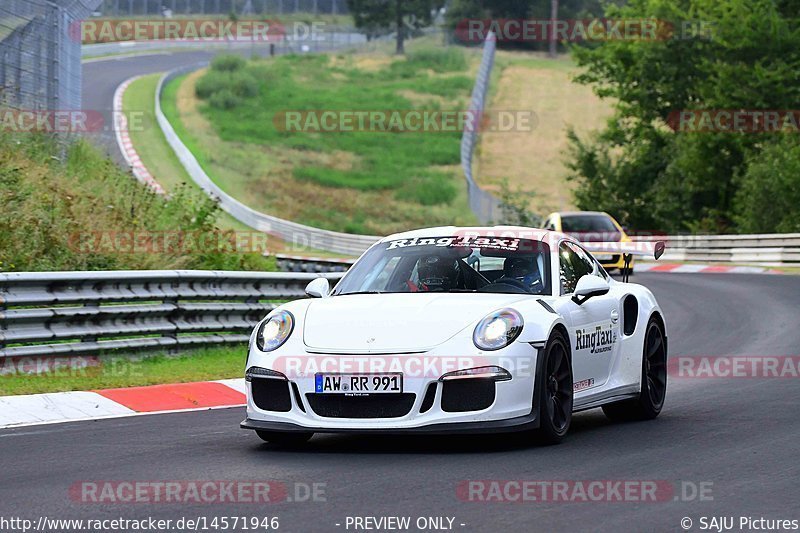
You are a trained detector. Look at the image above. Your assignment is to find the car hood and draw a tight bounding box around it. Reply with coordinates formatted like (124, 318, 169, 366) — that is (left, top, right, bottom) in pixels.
(302, 293, 529, 353)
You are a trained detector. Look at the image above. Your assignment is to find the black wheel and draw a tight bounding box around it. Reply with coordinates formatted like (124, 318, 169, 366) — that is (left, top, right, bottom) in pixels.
(255, 430, 313, 446)
(602, 317, 667, 421)
(535, 330, 573, 444)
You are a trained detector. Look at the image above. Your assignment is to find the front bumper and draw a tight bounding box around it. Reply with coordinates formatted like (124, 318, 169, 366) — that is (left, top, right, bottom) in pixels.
(242, 339, 542, 434)
(241, 413, 539, 435)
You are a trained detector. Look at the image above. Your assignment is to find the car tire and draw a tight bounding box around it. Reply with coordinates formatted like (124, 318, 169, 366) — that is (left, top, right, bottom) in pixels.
(255, 430, 314, 446)
(534, 330, 573, 444)
(602, 317, 667, 421)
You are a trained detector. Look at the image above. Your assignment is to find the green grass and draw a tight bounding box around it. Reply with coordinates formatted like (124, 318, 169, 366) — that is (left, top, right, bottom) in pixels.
(160, 43, 480, 235)
(129, 73, 353, 258)
(200, 52, 470, 192)
(125, 73, 253, 233)
(0, 131, 276, 271)
(0, 345, 246, 395)
(125, 73, 192, 193)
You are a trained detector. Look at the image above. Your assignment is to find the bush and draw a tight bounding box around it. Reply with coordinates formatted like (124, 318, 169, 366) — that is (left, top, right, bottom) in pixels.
(211, 54, 246, 72)
(230, 70, 259, 98)
(196, 69, 259, 108)
(195, 70, 230, 99)
(209, 89, 241, 110)
(734, 137, 800, 233)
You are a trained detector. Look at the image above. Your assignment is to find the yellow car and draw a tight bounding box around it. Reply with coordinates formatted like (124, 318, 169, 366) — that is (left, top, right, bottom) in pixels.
(542, 211, 635, 275)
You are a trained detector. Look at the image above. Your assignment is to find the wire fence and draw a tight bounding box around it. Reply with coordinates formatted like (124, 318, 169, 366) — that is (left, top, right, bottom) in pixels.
(96, 0, 349, 16)
(0, 0, 101, 113)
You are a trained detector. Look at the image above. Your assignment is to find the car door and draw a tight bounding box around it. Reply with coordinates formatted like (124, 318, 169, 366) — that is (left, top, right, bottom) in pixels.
(552, 241, 620, 391)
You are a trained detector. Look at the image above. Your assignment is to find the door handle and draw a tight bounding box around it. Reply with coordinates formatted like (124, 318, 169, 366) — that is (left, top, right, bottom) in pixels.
(610, 310, 619, 324)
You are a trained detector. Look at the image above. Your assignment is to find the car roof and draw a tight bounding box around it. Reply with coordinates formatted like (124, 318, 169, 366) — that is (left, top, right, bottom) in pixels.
(380, 226, 576, 245)
(551, 211, 610, 217)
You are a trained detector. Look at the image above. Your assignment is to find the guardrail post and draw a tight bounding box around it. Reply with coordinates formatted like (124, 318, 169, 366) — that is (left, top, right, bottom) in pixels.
(0, 293, 6, 350)
(163, 296, 179, 354)
(82, 301, 99, 344)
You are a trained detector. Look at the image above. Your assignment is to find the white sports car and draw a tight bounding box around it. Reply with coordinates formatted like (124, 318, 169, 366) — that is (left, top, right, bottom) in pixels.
(241, 226, 667, 445)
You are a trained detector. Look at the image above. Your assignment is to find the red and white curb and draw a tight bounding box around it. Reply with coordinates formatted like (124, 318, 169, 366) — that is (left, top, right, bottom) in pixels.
(0, 379, 245, 429)
(113, 76, 166, 195)
(636, 263, 782, 274)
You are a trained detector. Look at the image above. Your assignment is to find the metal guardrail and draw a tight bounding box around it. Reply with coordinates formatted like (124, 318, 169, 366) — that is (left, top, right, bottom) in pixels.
(96, 0, 349, 16)
(0, 270, 342, 358)
(460, 31, 500, 224)
(273, 254, 353, 273)
(272, 233, 800, 270)
(631, 234, 800, 265)
(1, 231, 796, 359)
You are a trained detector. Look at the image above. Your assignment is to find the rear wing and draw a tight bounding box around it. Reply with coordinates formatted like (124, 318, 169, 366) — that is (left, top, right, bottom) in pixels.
(581, 241, 666, 282)
(581, 241, 666, 260)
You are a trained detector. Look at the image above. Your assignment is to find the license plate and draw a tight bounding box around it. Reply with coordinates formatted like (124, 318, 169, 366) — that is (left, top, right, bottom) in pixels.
(315, 373, 403, 394)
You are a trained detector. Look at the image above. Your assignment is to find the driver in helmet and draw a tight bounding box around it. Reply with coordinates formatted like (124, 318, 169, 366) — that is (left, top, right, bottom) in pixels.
(502, 256, 544, 293)
(413, 255, 460, 292)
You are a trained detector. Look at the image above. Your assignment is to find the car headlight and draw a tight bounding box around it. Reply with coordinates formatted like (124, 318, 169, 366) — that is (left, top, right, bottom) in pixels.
(473, 308, 523, 351)
(255, 310, 294, 352)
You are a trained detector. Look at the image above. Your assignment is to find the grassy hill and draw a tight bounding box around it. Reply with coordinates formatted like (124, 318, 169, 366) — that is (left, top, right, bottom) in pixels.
(162, 44, 480, 235)
(476, 52, 614, 216)
(0, 132, 274, 272)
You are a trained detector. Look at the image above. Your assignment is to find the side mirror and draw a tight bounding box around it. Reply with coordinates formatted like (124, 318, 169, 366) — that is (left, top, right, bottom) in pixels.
(305, 277, 330, 298)
(572, 275, 609, 305)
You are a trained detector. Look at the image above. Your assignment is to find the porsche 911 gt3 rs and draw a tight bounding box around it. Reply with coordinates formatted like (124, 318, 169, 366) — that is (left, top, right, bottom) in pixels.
(241, 226, 668, 445)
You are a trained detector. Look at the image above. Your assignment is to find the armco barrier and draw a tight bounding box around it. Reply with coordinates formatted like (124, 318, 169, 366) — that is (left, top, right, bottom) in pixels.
(0, 270, 342, 358)
(460, 32, 500, 223)
(268, 233, 800, 270)
(631, 233, 800, 266)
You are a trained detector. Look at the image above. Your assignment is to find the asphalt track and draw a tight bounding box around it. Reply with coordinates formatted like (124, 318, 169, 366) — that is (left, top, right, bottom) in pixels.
(81, 51, 215, 163)
(1, 272, 799, 533)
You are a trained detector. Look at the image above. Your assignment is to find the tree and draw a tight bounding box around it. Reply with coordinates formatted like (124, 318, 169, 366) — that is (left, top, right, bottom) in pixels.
(566, 0, 800, 233)
(347, 0, 441, 54)
(445, 0, 604, 52)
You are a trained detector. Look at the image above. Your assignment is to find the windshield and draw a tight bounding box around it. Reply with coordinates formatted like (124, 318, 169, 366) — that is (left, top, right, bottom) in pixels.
(561, 215, 619, 233)
(561, 214, 618, 232)
(333, 236, 551, 296)
(561, 214, 621, 241)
